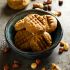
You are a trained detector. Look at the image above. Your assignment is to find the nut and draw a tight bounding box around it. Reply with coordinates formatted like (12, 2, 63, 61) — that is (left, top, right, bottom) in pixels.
(59, 47, 64, 54)
(51, 63, 61, 70)
(51, 11, 61, 17)
(47, 4, 52, 11)
(43, 0, 52, 5)
(31, 63, 37, 69)
(35, 8, 42, 10)
(63, 42, 69, 51)
(12, 60, 20, 69)
(36, 59, 41, 65)
(12, 63, 19, 69)
(41, 67, 47, 70)
(58, 0, 63, 6)
(33, 2, 44, 9)
(31, 0, 35, 1)
(2, 47, 10, 54)
(60, 41, 64, 46)
(4, 64, 9, 70)
(43, 5, 48, 11)
(60, 41, 69, 51)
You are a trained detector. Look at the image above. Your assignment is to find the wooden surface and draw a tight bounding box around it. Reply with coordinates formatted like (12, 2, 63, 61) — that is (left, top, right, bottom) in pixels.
(0, 0, 70, 70)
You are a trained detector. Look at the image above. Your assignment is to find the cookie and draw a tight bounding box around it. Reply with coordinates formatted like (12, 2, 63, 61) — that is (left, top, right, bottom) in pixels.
(15, 14, 57, 33)
(14, 19, 24, 31)
(30, 31, 52, 52)
(15, 30, 33, 51)
(7, 0, 30, 10)
(24, 14, 47, 34)
(43, 15, 57, 33)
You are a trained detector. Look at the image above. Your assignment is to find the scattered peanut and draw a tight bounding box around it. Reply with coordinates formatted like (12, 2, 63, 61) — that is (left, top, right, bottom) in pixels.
(35, 8, 42, 10)
(51, 63, 61, 70)
(60, 41, 69, 51)
(60, 41, 64, 46)
(63, 42, 69, 51)
(2, 47, 10, 54)
(51, 11, 61, 17)
(12, 63, 19, 69)
(4, 64, 9, 70)
(59, 47, 64, 54)
(31, 63, 37, 69)
(31, 0, 35, 1)
(12, 60, 20, 69)
(58, 0, 63, 6)
(36, 59, 41, 65)
(47, 4, 52, 11)
(43, 5, 48, 11)
(43, 0, 52, 5)
(33, 2, 44, 9)
(41, 67, 47, 70)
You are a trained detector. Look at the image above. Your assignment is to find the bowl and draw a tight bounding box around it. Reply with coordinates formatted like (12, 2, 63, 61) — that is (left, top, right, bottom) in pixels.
(5, 9, 63, 59)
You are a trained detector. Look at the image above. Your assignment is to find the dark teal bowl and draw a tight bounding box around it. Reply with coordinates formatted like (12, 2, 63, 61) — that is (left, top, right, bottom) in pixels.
(5, 9, 63, 59)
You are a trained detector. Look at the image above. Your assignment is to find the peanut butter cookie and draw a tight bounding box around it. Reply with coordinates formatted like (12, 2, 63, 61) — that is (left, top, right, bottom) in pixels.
(7, 0, 30, 10)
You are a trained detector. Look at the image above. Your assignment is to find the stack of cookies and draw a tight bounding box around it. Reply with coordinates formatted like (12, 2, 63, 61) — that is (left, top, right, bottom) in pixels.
(14, 14, 57, 52)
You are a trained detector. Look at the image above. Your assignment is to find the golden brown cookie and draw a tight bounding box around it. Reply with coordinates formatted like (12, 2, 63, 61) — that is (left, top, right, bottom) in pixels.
(30, 31, 52, 52)
(14, 14, 57, 33)
(7, 0, 30, 10)
(43, 15, 57, 33)
(24, 14, 47, 34)
(14, 19, 24, 31)
(14, 30, 33, 51)
(14, 14, 46, 32)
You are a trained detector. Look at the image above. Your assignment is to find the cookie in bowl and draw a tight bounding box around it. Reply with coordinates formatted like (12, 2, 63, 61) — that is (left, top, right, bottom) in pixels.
(30, 31, 52, 52)
(15, 30, 33, 51)
(5, 10, 63, 58)
(43, 15, 57, 33)
(15, 14, 46, 34)
(14, 14, 58, 52)
(15, 14, 57, 34)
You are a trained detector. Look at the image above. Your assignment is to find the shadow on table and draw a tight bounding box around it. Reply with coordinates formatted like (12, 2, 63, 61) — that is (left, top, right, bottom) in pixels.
(0, 49, 54, 70)
(2, 4, 25, 16)
(0, 41, 55, 70)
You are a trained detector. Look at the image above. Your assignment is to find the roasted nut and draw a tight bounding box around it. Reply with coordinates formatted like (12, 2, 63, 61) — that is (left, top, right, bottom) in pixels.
(60, 41, 64, 46)
(12, 60, 20, 69)
(59, 0, 63, 6)
(31, 0, 35, 1)
(2, 47, 10, 54)
(12, 63, 19, 69)
(60, 41, 69, 51)
(35, 8, 42, 10)
(51, 11, 61, 17)
(43, 0, 52, 5)
(63, 42, 69, 51)
(4, 64, 9, 70)
(41, 67, 47, 70)
(31, 63, 37, 69)
(33, 2, 44, 9)
(43, 5, 48, 11)
(47, 4, 52, 11)
(36, 59, 41, 65)
(59, 47, 64, 54)
(51, 63, 61, 70)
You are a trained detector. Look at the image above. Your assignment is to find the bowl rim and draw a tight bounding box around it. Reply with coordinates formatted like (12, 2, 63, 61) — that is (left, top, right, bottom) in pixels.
(5, 9, 63, 55)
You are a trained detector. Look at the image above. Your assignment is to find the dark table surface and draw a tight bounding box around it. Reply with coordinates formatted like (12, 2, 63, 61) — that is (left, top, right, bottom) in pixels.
(0, 0, 70, 70)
